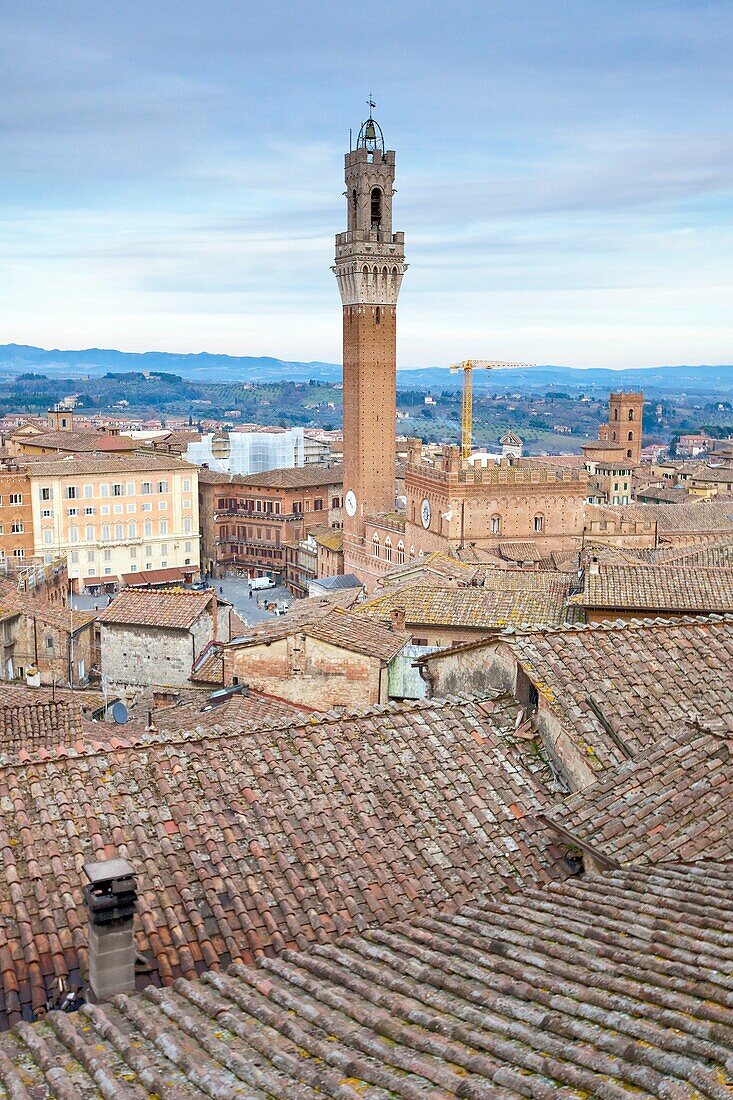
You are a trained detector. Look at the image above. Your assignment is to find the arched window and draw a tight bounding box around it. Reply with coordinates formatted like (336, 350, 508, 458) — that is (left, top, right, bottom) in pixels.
(534, 514, 544, 533)
(384, 536, 392, 562)
(627, 449, 633, 459)
(612, 431, 617, 441)
(397, 541, 405, 565)
(613, 408, 618, 420)
(409, 545, 415, 559)
(491, 514, 501, 535)
(370, 187, 382, 231)
(628, 408, 634, 420)
(627, 431, 633, 442)
(372, 532, 380, 558)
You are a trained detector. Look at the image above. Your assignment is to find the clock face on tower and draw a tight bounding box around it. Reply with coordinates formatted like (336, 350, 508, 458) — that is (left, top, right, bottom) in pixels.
(345, 490, 357, 517)
(420, 498, 431, 529)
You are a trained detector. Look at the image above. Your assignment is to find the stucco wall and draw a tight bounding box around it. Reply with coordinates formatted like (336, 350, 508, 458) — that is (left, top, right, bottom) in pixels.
(223, 634, 383, 709)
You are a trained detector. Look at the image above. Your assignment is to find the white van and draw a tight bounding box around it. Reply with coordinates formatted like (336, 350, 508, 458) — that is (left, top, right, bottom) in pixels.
(249, 575, 276, 590)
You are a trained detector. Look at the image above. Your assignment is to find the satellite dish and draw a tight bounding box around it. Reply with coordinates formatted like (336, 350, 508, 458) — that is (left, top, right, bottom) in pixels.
(111, 701, 128, 725)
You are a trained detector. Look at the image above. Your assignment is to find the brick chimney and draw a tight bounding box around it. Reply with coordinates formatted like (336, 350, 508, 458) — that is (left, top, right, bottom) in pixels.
(83, 858, 137, 1001)
(390, 606, 407, 633)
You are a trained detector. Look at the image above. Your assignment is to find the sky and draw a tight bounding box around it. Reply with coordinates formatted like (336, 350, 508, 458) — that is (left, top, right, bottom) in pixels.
(1, 0, 732, 369)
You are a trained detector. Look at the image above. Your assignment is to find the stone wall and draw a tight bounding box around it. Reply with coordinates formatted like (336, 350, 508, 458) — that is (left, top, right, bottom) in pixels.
(101, 623, 196, 689)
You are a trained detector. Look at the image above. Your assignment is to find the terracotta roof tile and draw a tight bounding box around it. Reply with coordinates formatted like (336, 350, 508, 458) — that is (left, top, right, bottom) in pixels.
(0, 862, 729, 1095)
(98, 587, 214, 630)
(359, 578, 572, 630)
(548, 718, 733, 864)
(573, 563, 733, 612)
(235, 464, 343, 489)
(0, 693, 558, 1028)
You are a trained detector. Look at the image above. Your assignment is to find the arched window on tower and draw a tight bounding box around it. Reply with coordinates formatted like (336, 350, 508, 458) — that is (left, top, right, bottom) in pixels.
(491, 514, 501, 535)
(613, 408, 618, 420)
(384, 536, 392, 562)
(534, 513, 544, 533)
(612, 431, 617, 441)
(628, 431, 634, 442)
(397, 540, 405, 565)
(627, 449, 633, 459)
(371, 187, 382, 232)
(372, 532, 380, 558)
(628, 408, 634, 420)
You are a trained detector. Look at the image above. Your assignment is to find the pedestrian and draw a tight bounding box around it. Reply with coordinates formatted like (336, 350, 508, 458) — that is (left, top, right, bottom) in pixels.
(219, 586, 223, 594)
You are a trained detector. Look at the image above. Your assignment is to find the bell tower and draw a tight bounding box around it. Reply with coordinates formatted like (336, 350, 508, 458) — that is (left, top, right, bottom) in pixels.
(333, 107, 406, 552)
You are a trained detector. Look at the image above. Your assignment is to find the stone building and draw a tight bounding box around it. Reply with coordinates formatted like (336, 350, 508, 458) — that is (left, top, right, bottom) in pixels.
(403, 441, 588, 560)
(333, 110, 406, 586)
(198, 464, 342, 580)
(580, 441, 634, 505)
(99, 588, 233, 689)
(0, 596, 97, 687)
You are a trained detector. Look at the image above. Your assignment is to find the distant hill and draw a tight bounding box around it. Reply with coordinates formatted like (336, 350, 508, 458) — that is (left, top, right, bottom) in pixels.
(1, 344, 732, 393)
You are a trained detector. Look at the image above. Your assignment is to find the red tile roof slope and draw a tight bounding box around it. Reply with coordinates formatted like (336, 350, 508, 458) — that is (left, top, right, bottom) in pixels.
(98, 587, 214, 629)
(572, 563, 733, 612)
(359, 580, 572, 630)
(503, 615, 733, 771)
(548, 717, 733, 865)
(0, 693, 559, 1029)
(0, 863, 729, 1096)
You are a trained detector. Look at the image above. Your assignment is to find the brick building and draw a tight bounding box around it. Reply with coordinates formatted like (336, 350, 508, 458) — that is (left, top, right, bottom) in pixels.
(0, 464, 34, 567)
(206, 606, 408, 709)
(198, 465, 342, 580)
(597, 391, 644, 464)
(403, 442, 588, 563)
(0, 591, 96, 686)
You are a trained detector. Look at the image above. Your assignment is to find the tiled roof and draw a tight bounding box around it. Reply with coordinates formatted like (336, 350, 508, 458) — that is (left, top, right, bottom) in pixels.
(99, 588, 214, 630)
(0, 693, 558, 1027)
(498, 540, 543, 562)
(548, 718, 733, 865)
(153, 689, 312, 732)
(304, 608, 407, 661)
(359, 579, 572, 630)
(227, 589, 360, 646)
(235, 463, 343, 489)
(311, 526, 343, 551)
(592, 496, 733, 532)
(643, 537, 733, 568)
(121, 565, 196, 587)
(12, 429, 137, 452)
(23, 452, 195, 477)
(0, 863, 730, 1096)
(572, 563, 733, 612)
(0, 699, 82, 756)
(502, 615, 733, 771)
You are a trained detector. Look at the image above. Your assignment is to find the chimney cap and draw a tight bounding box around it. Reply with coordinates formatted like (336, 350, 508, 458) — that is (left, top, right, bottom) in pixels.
(84, 858, 135, 887)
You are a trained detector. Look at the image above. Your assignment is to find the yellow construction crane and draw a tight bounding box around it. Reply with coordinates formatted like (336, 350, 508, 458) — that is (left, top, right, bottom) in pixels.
(449, 359, 535, 458)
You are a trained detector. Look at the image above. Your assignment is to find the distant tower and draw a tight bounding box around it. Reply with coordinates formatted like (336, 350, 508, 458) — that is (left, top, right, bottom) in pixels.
(333, 106, 406, 547)
(598, 391, 644, 464)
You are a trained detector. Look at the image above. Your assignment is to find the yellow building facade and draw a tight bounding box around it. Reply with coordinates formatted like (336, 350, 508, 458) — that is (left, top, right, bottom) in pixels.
(28, 454, 200, 591)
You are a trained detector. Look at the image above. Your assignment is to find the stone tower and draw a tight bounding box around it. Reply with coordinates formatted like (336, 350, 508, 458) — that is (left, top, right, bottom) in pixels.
(333, 111, 406, 550)
(598, 391, 644, 464)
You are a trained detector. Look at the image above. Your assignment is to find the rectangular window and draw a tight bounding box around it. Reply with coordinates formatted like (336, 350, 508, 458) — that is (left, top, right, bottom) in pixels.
(68, 507, 78, 517)
(69, 550, 77, 563)
(314, 498, 323, 511)
(184, 540, 191, 552)
(129, 546, 137, 559)
(87, 550, 95, 562)
(83, 484, 93, 498)
(160, 543, 168, 555)
(41, 509, 52, 519)
(102, 524, 110, 540)
(115, 524, 123, 539)
(126, 482, 135, 496)
(182, 499, 191, 510)
(293, 501, 302, 514)
(142, 502, 152, 512)
(69, 527, 78, 544)
(145, 561, 152, 570)
(144, 521, 152, 536)
(11, 522, 23, 533)
(141, 482, 152, 494)
(104, 567, 112, 576)
(43, 529, 52, 545)
(157, 481, 168, 494)
(145, 545, 152, 557)
(104, 549, 111, 562)
(113, 483, 123, 496)
(84, 506, 95, 516)
(158, 500, 168, 511)
(85, 526, 94, 541)
(126, 502, 136, 513)
(9, 493, 23, 505)
(113, 504, 123, 514)
(100, 505, 110, 516)
(129, 563, 137, 572)
(100, 484, 109, 497)
(160, 520, 168, 535)
(41, 487, 52, 501)
(183, 478, 191, 492)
